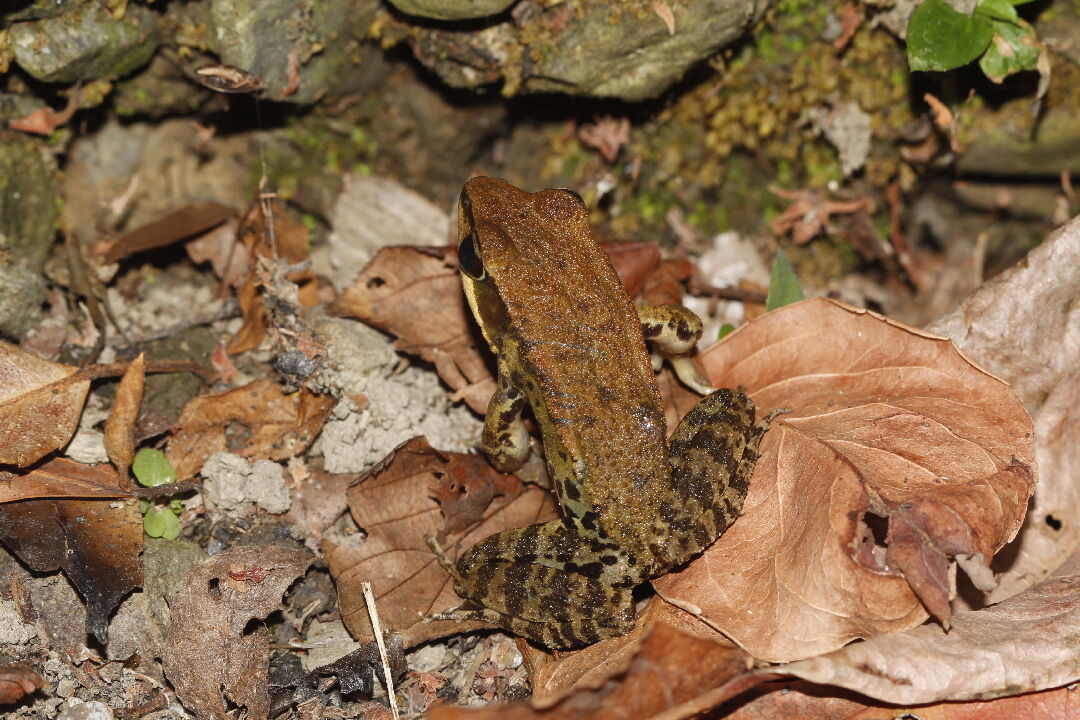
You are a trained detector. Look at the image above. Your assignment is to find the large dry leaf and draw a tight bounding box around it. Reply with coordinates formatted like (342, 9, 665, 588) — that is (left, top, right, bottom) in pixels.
(103, 352, 144, 484)
(0, 457, 130, 503)
(427, 621, 748, 720)
(0, 341, 90, 467)
(166, 380, 334, 480)
(162, 545, 313, 720)
(773, 543, 1080, 705)
(654, 298, 1035, 662)
(102, 202, 235, 263)
(0, 475, 142, 642)
(324, 437, 559, 645)
(332, 242, 663, 415)
(928, 214, 1080, 603)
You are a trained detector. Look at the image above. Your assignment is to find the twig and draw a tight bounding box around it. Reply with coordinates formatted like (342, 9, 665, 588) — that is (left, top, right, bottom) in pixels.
(131, 479, 200, 498)
(363, 581, 399, 720)
(75, 359, 216, 384)
(687, 277, 768, 305)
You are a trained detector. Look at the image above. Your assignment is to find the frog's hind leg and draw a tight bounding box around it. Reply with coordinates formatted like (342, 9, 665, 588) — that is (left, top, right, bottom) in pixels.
(428, 517, 636, 648)
(653, 388, 777, 570)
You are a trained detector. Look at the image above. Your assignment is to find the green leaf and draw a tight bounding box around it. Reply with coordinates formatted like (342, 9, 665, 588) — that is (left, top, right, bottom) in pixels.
(717, 323, 736, 340)
(907, 0, 993, 72)
(143, 506, 181, 540)
(766, 249, 804, 311)
(979, 19, 1041, 82)
(975, 0, 1018, 23)
(132, 448, 176, 488)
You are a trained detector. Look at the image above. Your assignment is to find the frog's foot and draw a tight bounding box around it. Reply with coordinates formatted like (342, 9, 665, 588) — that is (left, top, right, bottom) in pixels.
(425, 534, 464, 584)
(636, 304, 714, 395)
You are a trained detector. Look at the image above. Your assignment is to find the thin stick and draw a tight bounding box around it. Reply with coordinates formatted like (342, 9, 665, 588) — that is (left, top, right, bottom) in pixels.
(362, 581, 399, 720)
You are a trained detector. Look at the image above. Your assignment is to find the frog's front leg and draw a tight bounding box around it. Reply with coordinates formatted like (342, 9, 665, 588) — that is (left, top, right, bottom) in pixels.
(429, 516, 636, 648)
(636, 304, 712, 395)
(481, 361, 531, 472)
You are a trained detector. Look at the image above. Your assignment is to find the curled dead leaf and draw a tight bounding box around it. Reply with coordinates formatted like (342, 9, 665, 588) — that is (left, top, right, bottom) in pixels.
(103, 352, 144, 484)
(654, 298, 1035, 662)
(0, 341, 90, 467)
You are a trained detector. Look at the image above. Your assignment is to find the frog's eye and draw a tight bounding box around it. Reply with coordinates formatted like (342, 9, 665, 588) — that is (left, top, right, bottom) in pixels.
(458, 230, 485, 279)
(560, 188, 586, 206)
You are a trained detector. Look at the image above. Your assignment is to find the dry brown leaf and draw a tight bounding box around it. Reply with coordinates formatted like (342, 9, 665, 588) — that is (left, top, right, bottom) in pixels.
(928, 214, 1080, 604)
(332, 246, 495, 414)
(166, 380, 334, 480)
(162, 545, 313, 720)
(103, 352, 144, 484)
(0, 341, 90, 467)
(601, 241, 662, 300)
(102, 202, 235, 263)
(0, 457, 130, 503)
(428, 620, 747, 720)
(0, 664, 43, 705)
(653, 297, 1035, 662)
(185, 220, 247, 287)
(323, 437, 559, 645)
(773, 544, 1080, 705)
(0, 484, 142, 642)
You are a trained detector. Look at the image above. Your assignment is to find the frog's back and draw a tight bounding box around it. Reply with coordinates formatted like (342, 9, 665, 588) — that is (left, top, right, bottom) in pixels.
(467, 179, 671, 539)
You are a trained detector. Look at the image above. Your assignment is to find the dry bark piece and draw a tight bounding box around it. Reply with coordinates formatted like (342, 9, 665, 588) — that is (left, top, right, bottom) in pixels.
(427, 621, 748, 720)
(324, 437, 559, 646)
(162, 545, 313, 720)
(654, 297, 1035, 662)
(103, 352, 145, 485)
(166, 380, 334, 480)
(0, 457, 130, 503)
(773, 543, 1080, 705)
(0, 485, 142, 642)
(0, 341, 90, 467)
(0, 664, 43, 705)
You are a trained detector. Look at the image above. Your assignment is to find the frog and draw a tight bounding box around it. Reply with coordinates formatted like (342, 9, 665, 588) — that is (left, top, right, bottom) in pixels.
(428, 176, 783, 649)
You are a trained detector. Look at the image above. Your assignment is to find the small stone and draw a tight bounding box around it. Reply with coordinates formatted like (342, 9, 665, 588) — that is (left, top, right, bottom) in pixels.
(55, 678, 77, 698)
(57, 699, 114, 720)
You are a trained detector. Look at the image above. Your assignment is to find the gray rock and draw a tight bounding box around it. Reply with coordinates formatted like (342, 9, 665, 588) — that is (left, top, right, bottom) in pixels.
(0, 265, 46, 339)
(208, 0, 385, 104)
(388, 0, 517, 21)
(10, 3, 159, 83)
(407, 0, 767, 100)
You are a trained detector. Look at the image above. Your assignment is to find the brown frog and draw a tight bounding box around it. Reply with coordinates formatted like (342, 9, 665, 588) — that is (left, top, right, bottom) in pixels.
(429, 176, 782, 648)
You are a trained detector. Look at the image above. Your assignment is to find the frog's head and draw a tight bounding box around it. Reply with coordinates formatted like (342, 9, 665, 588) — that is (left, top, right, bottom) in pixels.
(457, 176, 592, 350)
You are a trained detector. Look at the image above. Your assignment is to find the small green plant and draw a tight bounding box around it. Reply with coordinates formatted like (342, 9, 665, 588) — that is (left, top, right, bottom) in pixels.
(907, 0, 1044, 83)
(133, 448, 182, 540)
(766, 249, 804, 311)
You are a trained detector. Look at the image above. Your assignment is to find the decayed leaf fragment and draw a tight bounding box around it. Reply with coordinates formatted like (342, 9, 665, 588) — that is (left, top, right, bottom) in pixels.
(166, 380, 335, 480)
(0, 664, 43, 705)
(324, 437, 559, 646)
(774, 544, 1080, 705)
(0, 341, 90, 467)
(928, 213, 1080, 604)
(162, 545, 313, 720)
(103, 352, 145, 484)
(0, 460, 142, 642)
(654, 297, 1035, 662)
